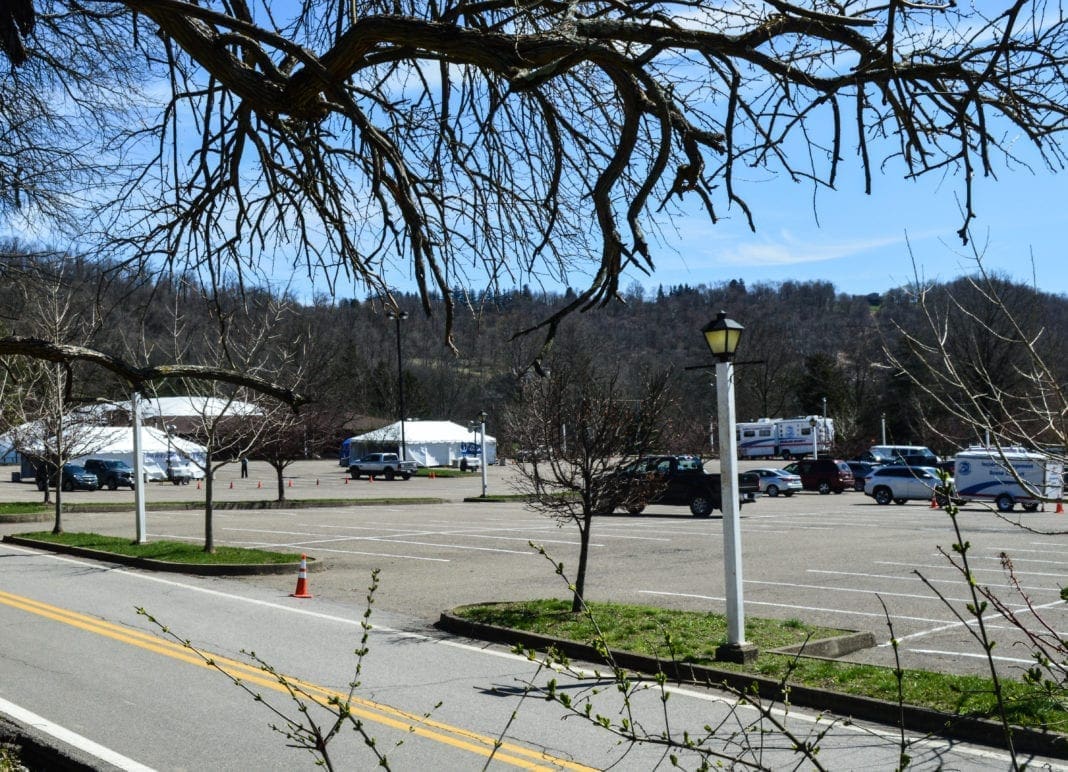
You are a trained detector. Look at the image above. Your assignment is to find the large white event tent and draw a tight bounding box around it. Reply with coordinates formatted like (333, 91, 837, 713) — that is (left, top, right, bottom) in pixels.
(9, 424, 207, 480)
(341, 420, 496, 468)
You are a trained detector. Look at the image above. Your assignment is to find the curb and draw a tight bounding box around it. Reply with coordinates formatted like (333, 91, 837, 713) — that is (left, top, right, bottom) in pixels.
(436, 611, 1068, 761)
(2, 535, 323, 576)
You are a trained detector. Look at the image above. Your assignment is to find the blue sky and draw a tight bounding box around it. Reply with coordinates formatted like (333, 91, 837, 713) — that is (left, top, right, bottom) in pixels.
(614, 158, 1065, 299)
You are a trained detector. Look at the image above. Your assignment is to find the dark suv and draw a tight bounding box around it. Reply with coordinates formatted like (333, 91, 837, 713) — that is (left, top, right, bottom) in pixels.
(83, 458, 137, 490)
(783, 458, 854, 494)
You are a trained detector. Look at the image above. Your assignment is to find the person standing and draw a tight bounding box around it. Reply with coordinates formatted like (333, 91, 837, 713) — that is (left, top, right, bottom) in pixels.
(240, 456, 249, 478)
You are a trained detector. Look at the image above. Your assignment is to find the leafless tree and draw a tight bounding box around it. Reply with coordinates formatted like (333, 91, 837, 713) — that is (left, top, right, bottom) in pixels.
(1, 1, 1064, 350)
(504, 355, 673, 612)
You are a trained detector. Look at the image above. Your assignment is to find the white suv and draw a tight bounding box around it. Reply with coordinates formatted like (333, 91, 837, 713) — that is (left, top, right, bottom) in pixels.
(865, 466, 944, 505)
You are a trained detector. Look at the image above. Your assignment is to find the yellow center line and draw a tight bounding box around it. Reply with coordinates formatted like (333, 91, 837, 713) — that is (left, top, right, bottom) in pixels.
(0, 589, 596, 771)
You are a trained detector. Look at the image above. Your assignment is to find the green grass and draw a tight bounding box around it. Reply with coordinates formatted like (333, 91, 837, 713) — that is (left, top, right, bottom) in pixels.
(455, 599, 1068, 732)
(0, 502, 50, 515)
(15, 531, 300, 565)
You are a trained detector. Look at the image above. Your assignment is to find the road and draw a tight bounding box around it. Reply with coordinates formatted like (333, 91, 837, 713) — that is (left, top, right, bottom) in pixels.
(1, 541, 1061, 771)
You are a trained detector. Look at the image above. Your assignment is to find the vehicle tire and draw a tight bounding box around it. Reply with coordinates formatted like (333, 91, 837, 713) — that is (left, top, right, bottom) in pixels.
(61, 479, 73, 492)
(893, 498, 907, 505)
(689, 495, 714, 517)
(108, 480, 118, 491)
(1022, 502, 1039, 513)
(460, 458, 469, 472)
(384, 468, 396, 481)
(817, 481, 831, 495)
(873, 487, 893, 505)
(350, 468, 361, 479)
(781, 451, 792, 461)
(401, 472, 411, 480)
(765, 484, 779, 497)
(996, 494, 1014, 513)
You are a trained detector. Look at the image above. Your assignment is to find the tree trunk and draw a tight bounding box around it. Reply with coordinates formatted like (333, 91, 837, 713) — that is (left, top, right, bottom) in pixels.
(203, 453, 215, 553)
(571, 515, 592, 613)
(276, 464, 285, 502)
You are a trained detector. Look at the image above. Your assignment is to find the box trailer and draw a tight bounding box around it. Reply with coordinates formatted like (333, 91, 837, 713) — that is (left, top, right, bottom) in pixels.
(736, 416, 834, 460)
(953, 447, 1063, 512)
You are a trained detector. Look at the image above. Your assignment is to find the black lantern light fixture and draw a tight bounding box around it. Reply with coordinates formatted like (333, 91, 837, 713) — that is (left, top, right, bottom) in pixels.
(702, 311, 744, 362)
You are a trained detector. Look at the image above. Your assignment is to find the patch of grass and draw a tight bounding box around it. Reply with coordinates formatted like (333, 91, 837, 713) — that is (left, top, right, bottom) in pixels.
(15, 531, 299, 565)
(0, 502, 50, 515)
(455, 599, 1068, 732)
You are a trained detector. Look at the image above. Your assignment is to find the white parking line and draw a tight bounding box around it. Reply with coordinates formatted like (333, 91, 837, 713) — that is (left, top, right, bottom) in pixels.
(744, 579, 1006, 607)
(637, 591, 949, 624)
(0, 696, 155, 771)
(877, 560, 1068, 579)
(808, 569, 1065, 595)
(904, 648, 1037, 666)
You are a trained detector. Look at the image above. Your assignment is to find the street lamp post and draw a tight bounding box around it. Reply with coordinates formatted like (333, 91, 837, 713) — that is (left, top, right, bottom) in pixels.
(479, 410, 488, 497)
(701, 311, 756, 663)
(387, 310, 409, 462)
(809, 416, 819, 459)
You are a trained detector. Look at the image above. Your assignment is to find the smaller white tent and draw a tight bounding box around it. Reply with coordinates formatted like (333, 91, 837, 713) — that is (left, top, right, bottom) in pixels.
(343, 420, 496, 468)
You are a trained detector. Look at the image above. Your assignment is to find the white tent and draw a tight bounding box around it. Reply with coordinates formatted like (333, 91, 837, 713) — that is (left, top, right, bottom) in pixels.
(342, 420, 496, 468)
(10, 424, 207, 479)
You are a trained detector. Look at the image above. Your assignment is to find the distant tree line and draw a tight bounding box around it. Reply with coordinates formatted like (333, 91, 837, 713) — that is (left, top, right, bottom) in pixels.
(3, 241, 1065, 461)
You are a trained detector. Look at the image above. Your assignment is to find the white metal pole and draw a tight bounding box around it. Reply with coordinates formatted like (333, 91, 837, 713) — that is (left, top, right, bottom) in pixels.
(131, 391, 147, 544)
(881, 413, 887, 445)
(479, 414, 488, 497)
(812, 419, 818, 459)
(716, 359, 745, 646)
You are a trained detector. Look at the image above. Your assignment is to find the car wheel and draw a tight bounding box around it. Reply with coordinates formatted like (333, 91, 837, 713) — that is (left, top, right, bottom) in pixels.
(384, 468, 396, 481)
(817, 481, 831, 495)
(781, 451, 792, 461)
(108, 480, 118, 491)
(350, 468, 361, 479)
(873, 487, 892, 505)
(689, 495, 714, 517)
(765, 484, 779, 497)
(996, 494, 1014, 513)
(1022, 502, 1039, 513)
(401, 472, 411, 480)
(893, 498, 907, 505)
(61, 479, 73, 492)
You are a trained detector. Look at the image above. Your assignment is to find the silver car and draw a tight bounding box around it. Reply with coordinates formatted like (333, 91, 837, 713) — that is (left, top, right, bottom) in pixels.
(750, 468, 803, 497)
(864, 466, 945, 505)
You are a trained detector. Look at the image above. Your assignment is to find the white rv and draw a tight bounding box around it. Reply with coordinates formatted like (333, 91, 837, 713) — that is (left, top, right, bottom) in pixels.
(953, 446, 1063, 512)
(736, 416, 834, 460)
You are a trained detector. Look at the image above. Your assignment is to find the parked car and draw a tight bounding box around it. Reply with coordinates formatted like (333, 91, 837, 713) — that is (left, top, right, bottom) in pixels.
(782, 458, 854, 494)
(846, 461, 882, 492)
(82, 458, 137, 490)
(35, 463, 100, 492)
(864, 465, 946, 505)
(165, 457, 196, 485)
(459, 454, 481, 472)
(601, 455, 759, 516)
(750, 468, 802, 497)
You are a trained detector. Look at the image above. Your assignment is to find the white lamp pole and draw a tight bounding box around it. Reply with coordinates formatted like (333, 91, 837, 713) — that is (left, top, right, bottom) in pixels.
(479, 410, 488, 497)
(131, 390, 147, 544)
(810, 416, 819, 459)
(702, 311, 755, 663)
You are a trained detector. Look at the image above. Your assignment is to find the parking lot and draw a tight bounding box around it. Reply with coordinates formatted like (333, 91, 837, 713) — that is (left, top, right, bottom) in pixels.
(2, 457, 1065, 679)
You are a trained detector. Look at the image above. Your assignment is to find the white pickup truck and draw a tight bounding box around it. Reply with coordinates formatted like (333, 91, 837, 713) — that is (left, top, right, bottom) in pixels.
(349, 452, 417, 481)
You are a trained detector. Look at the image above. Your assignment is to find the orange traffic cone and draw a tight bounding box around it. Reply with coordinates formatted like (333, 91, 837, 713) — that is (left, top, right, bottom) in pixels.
(369, 475, 375, 483)
(229, 480, 233, 489)
(430, 470, 435, 480)
(930, 496, 938, 509)
(345, 476, 349, 484)
(288, 479, 293, 488)
(290, 554, 312, 598)
(257, 480, 262, 489)
(196, 480, 201, 490)
(1057, 501, 1064, 514)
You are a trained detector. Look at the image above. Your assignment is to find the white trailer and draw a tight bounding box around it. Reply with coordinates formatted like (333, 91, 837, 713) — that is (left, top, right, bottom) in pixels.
(736, 416, 835, 460)
(953, 446, 1064, 513)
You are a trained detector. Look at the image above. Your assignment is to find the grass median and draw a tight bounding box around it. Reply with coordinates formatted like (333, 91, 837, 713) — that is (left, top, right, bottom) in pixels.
(11, 531, 299, 564)
(454, 599, 1068, 733)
